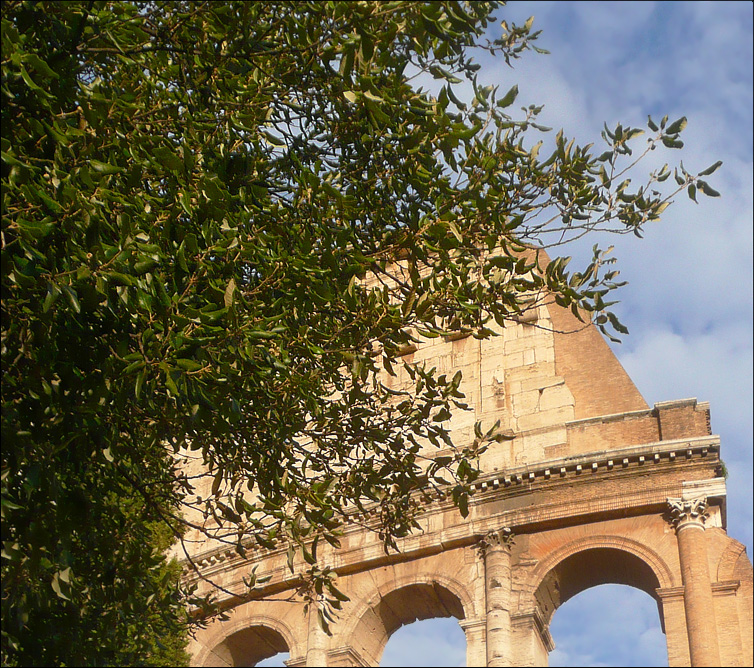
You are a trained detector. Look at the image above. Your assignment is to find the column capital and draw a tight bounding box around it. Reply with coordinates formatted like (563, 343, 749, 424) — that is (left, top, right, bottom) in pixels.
(667, 495, 709, 531)
(478, 527, 515, 557)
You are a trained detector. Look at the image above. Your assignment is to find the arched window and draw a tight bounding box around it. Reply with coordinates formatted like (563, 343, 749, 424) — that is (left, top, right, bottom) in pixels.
(380, 617, 466, 667)
(535, 546, 669, 667)
(549, 583, 667, 667)
(349, 581, 468, 665)
(204, 625, 290, 667)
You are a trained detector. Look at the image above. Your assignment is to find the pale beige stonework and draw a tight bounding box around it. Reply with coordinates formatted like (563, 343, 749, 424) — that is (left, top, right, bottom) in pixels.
(182, 301, 753, 667)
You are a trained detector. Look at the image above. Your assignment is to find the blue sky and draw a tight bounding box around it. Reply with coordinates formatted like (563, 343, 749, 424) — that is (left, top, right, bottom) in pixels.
(262, 2, 753, 666)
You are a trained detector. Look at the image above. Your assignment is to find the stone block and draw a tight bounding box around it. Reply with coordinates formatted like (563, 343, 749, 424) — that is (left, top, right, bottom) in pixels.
(504, 333, 551, 355)
(505, 361, 556, 383)
(538, 384, 575, 412)
(520, 376, 565, 393)
(512, 389, 541, 416)
(516, 405, 575, 432)
(503, 351, 525, 369)
(535, 343, 555, 364)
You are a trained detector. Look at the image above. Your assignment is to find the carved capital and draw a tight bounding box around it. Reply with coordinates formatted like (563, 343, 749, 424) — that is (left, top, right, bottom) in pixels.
(667, 496, 709, 530)
(478, 527, 515, 557)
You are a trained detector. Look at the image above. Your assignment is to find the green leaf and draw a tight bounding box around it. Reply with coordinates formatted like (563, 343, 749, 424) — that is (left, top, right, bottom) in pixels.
(62, 286, 81, 314)
(457, 492, 469, 518)
(286, 544, 295, 573)
(89, 160, 124, 174)
(202, 178, 224, 201)
(164, 369, 179, 396)
(123, 359, 146, 374)
(661, 136, 684, 149)
(497, 84, 518, 109)
(429, 65, 462, 84)
(697, 161, 722, 177)
(22, 53, 59, 80)
(362, 90, 383, 103)
(135, 367, 147, 399)
(697, 180, 720, 197)
(446, 219, 462, 242)
(18, 64, 51, 96)
(261, 130, 285, 146)
(51, 571, 70, 600)
(224, 278, 237, 308)
(179, 191, 192, 215)
(133, 258, 158, 275)
(152, 147, 183, 172)
(318, 608, 330, 634)
(43, 283, 62, 313)
(665, 116, 687, 135)
(247, 329, 279, 340)
(606, 311, 629, 335)
(175, 358, 203, 372)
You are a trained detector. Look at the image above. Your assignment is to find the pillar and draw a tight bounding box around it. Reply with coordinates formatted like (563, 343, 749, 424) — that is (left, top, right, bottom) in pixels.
(510, 609, 553, 667)
(460, 618, 487, 668)
(667, 496, 721, 667)
(481, 527, 515, 667)
(306, 600, 328, 667)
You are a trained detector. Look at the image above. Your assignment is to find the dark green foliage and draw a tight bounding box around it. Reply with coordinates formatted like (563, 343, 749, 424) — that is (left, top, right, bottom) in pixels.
(1, 0, 720, 661)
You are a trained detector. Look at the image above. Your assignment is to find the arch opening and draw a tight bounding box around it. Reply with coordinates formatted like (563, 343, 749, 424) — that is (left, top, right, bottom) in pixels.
(535, 547, 662, 625)
(376, 582, 466, 637)
(380, 617, 467, 667)
(548, 584, 668, 667)
(350, 581, 467, 666)
(205, 625, 290, 667)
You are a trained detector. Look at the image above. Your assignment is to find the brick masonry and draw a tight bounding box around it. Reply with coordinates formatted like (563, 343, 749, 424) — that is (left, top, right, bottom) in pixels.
(181, 298, 753, 667)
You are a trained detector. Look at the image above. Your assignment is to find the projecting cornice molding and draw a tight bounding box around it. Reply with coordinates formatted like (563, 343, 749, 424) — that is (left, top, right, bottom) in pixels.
(183, 436, 724, 596)
(467, 435, 721, 496)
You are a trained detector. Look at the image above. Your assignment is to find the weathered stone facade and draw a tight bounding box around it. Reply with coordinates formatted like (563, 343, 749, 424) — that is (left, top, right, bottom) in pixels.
(182, 299, 753, 667)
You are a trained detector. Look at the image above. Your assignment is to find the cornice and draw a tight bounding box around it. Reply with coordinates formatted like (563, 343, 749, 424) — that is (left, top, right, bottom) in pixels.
(467, 434, 720, 495)
(181, 436, 724, 601)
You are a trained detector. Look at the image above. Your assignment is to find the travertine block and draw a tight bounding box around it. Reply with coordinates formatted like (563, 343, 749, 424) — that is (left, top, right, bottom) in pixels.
(512, 389, 541, 416)
(534, 343, 555, 364)
(538, 384, 575, 413)
(504, 333, 551, 355)
(502, 351, 525, 369)
(520, 376, 565, 393)
(505, 361, 556, 383)
(517, 405, 575, 432)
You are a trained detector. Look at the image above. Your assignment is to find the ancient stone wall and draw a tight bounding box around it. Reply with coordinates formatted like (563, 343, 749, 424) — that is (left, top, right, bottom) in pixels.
(182, 301, 753, 667)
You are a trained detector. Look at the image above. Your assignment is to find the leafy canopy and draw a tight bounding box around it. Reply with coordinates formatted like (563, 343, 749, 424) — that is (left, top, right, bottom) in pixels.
(1, 0, 721, 660)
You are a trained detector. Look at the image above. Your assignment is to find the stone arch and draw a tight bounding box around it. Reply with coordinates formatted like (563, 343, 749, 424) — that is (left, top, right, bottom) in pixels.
(528, 535, 674, 625)
(193, 615, 298, 667)
(339, 573, 472, 666)
(716, 538, 749, 582)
